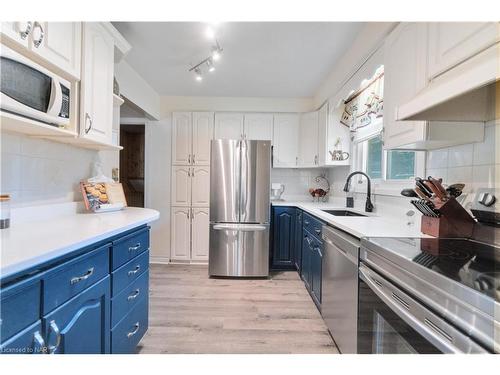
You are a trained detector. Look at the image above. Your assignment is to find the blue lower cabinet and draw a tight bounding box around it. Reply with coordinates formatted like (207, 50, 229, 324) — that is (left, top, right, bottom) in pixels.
(301, 230, 313, 289)
(271, 206, 296, 269)
(111, 295, 148, 354)
(42, 276, 111, 354)
(293, 209, 303, 271)
(111, 270, 149, 328)
(0, 321, 46, 354)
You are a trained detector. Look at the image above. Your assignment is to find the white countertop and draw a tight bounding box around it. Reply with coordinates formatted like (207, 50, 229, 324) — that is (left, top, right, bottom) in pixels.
(0, 207, 160, 281)
(272, 200, 427, 239)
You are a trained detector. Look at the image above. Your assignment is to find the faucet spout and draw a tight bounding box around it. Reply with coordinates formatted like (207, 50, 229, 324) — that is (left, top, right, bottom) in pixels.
(343, 171, 374, 213)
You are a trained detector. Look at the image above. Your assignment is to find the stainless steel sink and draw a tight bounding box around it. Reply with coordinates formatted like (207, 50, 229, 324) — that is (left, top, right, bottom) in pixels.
(322, 210, 367, 217)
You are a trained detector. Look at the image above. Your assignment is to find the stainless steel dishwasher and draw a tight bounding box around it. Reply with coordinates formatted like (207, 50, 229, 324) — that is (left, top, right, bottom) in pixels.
(321, 225, 360, 354)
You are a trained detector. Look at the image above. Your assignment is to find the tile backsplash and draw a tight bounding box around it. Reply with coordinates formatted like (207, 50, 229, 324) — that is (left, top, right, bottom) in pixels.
(1, 132, 118, 206)
(271, 168, 328, 199)
(426, 122, 498, 195)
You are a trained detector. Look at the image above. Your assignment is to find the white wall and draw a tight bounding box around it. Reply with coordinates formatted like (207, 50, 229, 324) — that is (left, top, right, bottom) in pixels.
(161, 96, 314, 116)
(1, 132, 119, 206)
(115, 60, 161, 120)
(313, 22, 396, 108)
(271, 168, 328, 201)
(144, 118, 171, 263)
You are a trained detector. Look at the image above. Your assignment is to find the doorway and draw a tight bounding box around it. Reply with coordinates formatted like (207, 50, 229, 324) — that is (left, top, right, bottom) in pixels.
(120, 124, 145, 207)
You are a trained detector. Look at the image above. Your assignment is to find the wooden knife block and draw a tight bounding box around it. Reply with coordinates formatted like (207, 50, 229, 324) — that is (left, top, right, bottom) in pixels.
(420, 197, 475, 238)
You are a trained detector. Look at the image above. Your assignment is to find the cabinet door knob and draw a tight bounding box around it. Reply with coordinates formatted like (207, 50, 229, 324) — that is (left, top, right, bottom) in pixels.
(32, 21, 44, 48)
(19, 21, 33, 40)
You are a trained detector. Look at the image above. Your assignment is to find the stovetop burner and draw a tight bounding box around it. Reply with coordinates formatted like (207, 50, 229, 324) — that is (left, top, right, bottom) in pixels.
(363, 237, 500, 300)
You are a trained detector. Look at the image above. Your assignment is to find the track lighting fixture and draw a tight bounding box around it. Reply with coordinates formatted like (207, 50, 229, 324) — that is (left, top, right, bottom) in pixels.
(188, 39, 223, 81)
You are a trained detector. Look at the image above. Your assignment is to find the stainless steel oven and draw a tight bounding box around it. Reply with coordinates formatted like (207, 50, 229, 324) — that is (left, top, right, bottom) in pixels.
(0, 43, 70, 127)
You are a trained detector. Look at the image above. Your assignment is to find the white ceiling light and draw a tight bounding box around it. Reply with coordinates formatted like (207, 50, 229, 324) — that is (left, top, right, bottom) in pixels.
(194, 68, 202, 81)
(206, 58, 215, 72)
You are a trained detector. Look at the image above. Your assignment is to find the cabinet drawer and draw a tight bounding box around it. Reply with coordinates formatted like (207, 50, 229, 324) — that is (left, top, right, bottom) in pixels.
(111, 228, 150, 270)
(111, 250, 149, 296)
(0, 321, 45, 354)
(111, 270, 149, 328)
(302, 212, 323, 241)
(0, 275, 41, 344)
(42, 244, 110, 314)
(111, 294, 148, 354)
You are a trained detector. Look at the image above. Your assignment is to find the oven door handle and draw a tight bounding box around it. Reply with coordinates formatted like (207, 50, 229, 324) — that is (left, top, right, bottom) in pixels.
(358, 265, 489, 354)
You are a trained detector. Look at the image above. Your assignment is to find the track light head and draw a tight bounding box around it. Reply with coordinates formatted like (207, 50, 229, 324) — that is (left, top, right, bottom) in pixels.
(194, 68, 202, 81)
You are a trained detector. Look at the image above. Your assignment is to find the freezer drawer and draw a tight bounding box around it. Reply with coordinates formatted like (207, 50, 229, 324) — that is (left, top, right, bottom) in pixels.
(209, 223, 269, 277)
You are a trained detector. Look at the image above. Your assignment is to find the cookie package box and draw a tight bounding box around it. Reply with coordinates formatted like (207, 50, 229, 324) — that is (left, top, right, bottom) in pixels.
(80, 181, 128, 212)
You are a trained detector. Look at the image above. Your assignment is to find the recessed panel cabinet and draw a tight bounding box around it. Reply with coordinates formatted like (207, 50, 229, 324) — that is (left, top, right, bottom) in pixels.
(171, 166, 192, 206)
(192, 112, 214, 165)
(244, 113, 273, 141)
(273, 114, 300, 168)
(80, 23, 114, 144)
(172, 112, 193, 165)
(191, 208, 210, 262)
(170, 207, 209, 262)
(298, 111, 319, 167)
(214, 113, 244, 140)
(427, 22, 500, 79)
(172, 112, 214, 166)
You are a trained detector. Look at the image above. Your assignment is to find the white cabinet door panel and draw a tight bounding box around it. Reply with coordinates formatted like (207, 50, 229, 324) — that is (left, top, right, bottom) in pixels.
(191, 167, 210, 207)
(172, 112, 192, 165)
(171, 207, 191, 261)
(31, 22, 82, 79)
(383, 23, 428, 150)
(191, 208, 209, 262)
(428, 22, 500, 79)
(244, 113, 273, 141)
(1, 22, 32, 48)
(192, 112, 214, 165)
(298, 111, 319, 167)
(171, 166, 192, 206)
(214, 113, 244, 140)
(273, 114, 299, 168)
(80, 23, 114, 143)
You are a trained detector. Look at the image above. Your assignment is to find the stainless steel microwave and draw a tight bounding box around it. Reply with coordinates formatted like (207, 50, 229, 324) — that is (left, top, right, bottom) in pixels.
(0, 44, 71, 127)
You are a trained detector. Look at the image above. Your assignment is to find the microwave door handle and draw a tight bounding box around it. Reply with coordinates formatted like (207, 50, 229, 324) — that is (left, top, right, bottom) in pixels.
(46, 78, 63, 118)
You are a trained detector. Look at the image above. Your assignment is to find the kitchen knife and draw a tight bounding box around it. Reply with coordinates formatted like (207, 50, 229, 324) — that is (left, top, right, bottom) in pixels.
(414, 187, 432, 202)
(448, 183, 465, 191)
(415, 177, 433, 197)
(423, 180, 446, 201)
(428, 176, 448, 198)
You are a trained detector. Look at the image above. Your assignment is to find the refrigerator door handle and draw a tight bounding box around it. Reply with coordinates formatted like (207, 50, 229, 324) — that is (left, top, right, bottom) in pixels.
(212, 224, 268, 231)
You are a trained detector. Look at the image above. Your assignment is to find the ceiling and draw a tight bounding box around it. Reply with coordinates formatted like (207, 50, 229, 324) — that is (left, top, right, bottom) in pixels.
(113, 22, 364, 98)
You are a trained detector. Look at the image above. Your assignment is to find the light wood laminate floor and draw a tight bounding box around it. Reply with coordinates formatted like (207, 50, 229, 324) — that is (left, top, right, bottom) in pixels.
(137, 264, 338, 354)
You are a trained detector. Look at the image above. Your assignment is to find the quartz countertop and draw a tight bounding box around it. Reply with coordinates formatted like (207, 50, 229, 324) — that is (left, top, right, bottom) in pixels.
(1, 207, 159, 281)
(271, 200, 426, 239)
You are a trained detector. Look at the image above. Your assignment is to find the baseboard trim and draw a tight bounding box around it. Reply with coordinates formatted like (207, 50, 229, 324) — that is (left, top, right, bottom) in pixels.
(150, 256, 170, 264)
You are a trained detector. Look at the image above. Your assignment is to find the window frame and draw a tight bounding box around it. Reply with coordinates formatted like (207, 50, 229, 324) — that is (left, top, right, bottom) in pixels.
(351, 131, 425, 196)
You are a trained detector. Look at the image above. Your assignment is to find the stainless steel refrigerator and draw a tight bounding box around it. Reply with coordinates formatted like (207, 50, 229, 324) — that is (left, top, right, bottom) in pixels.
(209, 139, 271, 277)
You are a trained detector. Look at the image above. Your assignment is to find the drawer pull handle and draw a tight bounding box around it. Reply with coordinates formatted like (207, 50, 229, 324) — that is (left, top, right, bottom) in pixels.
(48, 320, 61, 354)
(304, 221, 310, 225)
(128, 265, 141, 276)
(127, 289, 140, 301)
(127, 322, 140, 338)
(315, 229, 321, 234)
(70, 267, 94, 284)
(128, 243, 141, 252)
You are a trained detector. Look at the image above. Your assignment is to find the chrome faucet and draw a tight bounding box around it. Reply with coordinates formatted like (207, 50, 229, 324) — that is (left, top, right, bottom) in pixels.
(343, 171, 374, 213)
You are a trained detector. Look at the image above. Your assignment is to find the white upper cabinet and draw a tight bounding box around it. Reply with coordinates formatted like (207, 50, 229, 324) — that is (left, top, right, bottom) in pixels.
(170, 207, 191, 261)
(191, 208, 210, 262)
(383, 23, 428, 150)
(1, 22, 32, 48)
(427, 22, 500, 79)
(298, 111, 319, 167)
(30, 22, 82, 79)
(1, 22, 82, 80)
(214, 113, 244, 140)
(80, 23, 114, 144)
(192, 112, 214, 166)
(191, 167, 210, 207)
(172, 112, 193, 165)
(317, 102, 328, 166)
(243, 113, 273, 141)
(171, 166, 192, 206)
(273, 114, 300, 168)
